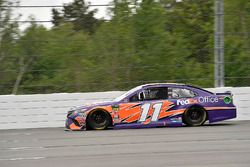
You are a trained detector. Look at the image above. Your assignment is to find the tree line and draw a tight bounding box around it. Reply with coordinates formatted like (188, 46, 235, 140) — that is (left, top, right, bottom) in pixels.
(0, 0, 249, 94)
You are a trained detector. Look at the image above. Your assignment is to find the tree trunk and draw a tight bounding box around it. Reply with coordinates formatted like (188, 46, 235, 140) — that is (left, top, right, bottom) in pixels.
(12, 56, 35, 94)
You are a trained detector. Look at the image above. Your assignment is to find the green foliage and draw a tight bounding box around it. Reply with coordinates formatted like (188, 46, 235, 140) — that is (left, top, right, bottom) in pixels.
(52, 0, 100, 34)
(0, 0, 249, 94)
(224, 0, 250, 86)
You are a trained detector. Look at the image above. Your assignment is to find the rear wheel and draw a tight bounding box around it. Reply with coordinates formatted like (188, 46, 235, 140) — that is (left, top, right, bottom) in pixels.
(87, 110, 111, 130)
(183, 106, 207, 126)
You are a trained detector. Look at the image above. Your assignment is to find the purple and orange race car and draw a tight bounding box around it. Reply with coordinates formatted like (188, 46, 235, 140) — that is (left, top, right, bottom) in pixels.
(65, 83, 236, 130)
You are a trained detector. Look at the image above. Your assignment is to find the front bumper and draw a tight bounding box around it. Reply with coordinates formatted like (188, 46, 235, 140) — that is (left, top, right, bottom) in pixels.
(65, 112, 87, 130)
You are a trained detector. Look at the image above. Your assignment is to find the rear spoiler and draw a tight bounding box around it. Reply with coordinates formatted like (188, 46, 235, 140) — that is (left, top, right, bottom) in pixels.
(215, 91, 232, 96)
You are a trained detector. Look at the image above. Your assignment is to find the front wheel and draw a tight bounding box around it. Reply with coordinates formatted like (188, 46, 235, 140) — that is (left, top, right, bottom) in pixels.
(87, 110, 111, 130)
(183, 106, 207, 126)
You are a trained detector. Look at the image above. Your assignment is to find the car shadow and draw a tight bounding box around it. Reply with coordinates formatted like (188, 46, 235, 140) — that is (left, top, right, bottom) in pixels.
(203, 122, 237, 126)
(181, 121, 237, 127)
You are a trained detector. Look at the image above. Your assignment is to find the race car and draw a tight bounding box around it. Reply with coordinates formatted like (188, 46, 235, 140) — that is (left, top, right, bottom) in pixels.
(65, 83, 236, 130)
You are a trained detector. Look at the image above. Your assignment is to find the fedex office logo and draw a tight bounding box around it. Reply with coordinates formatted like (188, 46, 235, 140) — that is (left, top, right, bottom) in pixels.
(177, 99, 190, 105)
(177, 96, 219, 105)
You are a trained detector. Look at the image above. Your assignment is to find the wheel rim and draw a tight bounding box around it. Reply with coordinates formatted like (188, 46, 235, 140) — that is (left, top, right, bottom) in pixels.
(92, 111, 107, 126)
(187, 107, 205, 124)
(189, 109, 201, 121)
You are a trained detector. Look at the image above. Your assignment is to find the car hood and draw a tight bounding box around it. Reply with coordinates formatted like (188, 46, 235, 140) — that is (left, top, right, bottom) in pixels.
(72, 101, 116, 112)
(83, 101, 115, 108)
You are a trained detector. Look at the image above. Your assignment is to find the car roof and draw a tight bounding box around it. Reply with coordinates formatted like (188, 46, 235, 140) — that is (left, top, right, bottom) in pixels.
(140, 83, 213, 95)
(141, 83, 186, 88)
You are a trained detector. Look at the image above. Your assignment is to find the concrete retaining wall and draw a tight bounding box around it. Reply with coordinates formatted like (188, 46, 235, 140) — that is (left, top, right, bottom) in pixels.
(0, 91, 123, 129)
(0, 87, 249, 130)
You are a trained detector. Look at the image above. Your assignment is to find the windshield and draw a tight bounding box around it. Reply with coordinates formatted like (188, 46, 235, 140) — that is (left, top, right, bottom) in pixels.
(114, 85, 142, 102)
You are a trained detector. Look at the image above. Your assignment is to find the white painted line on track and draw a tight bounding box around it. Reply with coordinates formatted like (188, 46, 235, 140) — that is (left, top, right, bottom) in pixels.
(0, 157, 45, 161)
(8, 146, 44, 150)
(1, 133, 31, 136)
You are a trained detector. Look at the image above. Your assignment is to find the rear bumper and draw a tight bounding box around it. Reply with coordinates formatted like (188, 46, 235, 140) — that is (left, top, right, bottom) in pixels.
(207, 108, 237, 123)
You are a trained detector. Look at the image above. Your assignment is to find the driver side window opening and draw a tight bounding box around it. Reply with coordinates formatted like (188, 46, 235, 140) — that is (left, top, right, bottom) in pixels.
(128, 87, 197, 102)
(129, 87, 168, 102)
(143, 87, 168, 100)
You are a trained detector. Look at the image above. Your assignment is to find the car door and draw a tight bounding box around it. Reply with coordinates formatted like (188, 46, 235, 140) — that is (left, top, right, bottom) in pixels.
(117, 87, 171, 125)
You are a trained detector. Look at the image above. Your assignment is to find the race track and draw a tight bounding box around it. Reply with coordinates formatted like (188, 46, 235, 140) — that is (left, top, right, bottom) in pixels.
(1, 121, 250, 167)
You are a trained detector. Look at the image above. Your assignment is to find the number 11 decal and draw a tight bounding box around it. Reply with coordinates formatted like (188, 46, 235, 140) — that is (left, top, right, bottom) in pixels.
(138, 103, 163, 122)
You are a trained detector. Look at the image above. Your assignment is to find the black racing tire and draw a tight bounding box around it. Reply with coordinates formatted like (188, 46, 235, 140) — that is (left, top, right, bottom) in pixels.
(183, 106, 207, 126)
(87, 110, 111, 130)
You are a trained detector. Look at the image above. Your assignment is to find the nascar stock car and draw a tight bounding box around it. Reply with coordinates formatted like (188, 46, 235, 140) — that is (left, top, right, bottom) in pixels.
(65, 83, 236, 130)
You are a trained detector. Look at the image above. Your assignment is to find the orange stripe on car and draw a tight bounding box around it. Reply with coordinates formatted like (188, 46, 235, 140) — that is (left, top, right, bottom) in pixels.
(205, 107, 236, 110)
(69, 123, 81, 130)
(158, 109, 185, 119)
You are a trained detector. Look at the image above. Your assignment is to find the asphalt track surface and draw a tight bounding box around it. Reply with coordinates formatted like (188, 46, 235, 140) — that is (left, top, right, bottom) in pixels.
(0, 121, 250, 167)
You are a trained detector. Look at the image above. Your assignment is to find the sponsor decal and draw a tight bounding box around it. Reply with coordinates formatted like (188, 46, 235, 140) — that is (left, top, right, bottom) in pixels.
(112, 105, 120, 123)
(224, 96, 232, 104)
(112, 105, 119, 111)
(177, 96, 219, 105)
(177, 99, 190, 105)
(113, 113, 120, 123)
(170, 117, 182, 122)
(198, 96, 219, 103)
